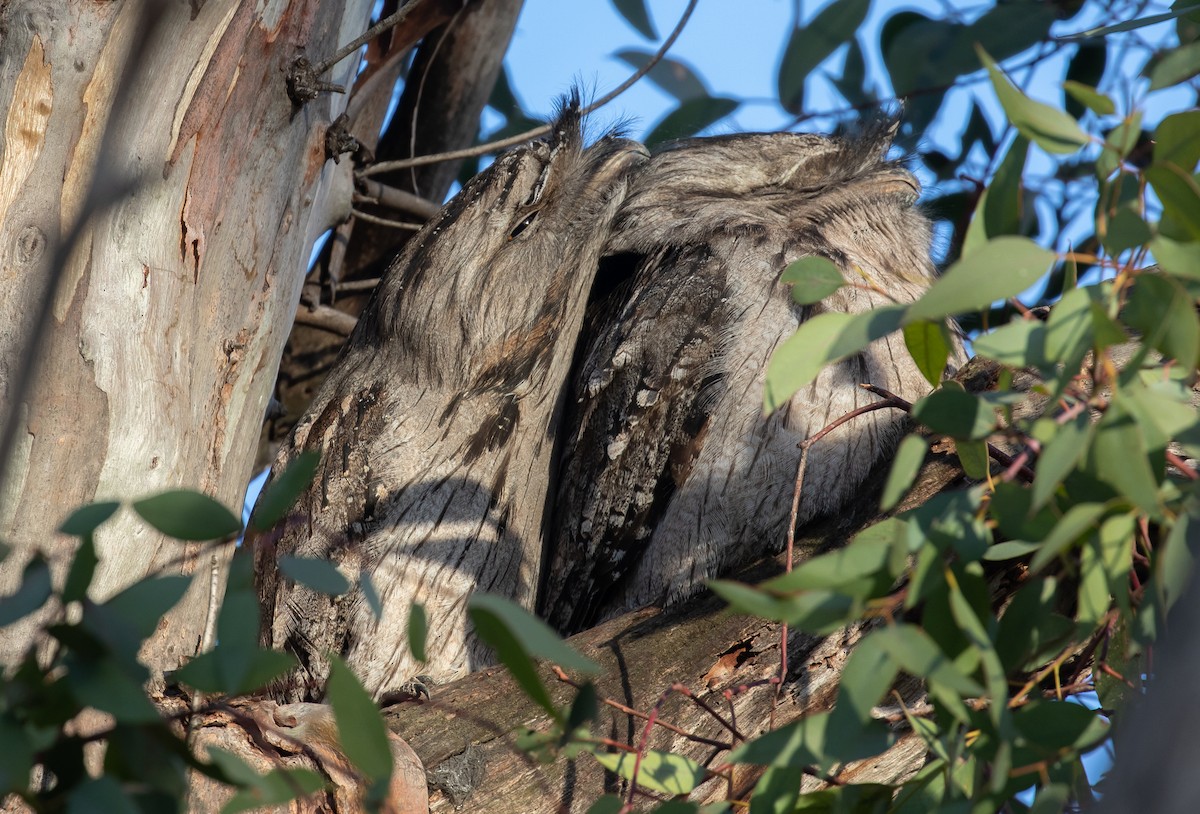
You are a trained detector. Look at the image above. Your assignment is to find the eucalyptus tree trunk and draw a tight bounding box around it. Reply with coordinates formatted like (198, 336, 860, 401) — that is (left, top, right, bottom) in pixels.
(0, 0, 373, 678)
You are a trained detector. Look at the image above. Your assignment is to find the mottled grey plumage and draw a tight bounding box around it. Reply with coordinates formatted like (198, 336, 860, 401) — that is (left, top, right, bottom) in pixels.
(541, 125, 957, 633)
(253, 101, 646, 701)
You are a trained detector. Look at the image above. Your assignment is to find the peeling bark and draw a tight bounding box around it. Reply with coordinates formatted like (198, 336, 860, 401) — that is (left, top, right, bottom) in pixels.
(0, 0, 373, 676)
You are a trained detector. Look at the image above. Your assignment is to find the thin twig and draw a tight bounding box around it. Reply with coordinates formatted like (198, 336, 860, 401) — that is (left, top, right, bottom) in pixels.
(356, 178, 442, 219)
(670, 682, 744, 741)
(350, 208, 422, 230)
(331, 277, 383, 294)
(859, 383, 1037, 483)
(313, 0, 421, 76)
(551, 666, 732, 750)
(359, 0, 699, 177)
(294, 304, 359, 336)
(774, 389, 913, 717)
(1167, 450, 1199, 480)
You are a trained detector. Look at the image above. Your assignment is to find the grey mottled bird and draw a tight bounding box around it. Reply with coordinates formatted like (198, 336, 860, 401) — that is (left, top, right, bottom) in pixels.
(252, 99, 647, 701)
(540, 124, 957, 633)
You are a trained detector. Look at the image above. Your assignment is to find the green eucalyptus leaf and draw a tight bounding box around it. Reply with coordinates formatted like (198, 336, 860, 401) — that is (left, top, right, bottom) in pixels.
(1032, 408, 1093, 510)
(249, 452, 319, 532)
(470, 594, 598, 674)
(1149, 39, 1200, 89)
(566, 681, 598, 733)
(911, 388, 996, 441)
(176, 648, 295, 695)
(996, 577, 1073, 671)
(217, 551, 259, 651)
(874, 624, 984, 695)
(1151, 235, 1200, 281)
(973, 319, 1048, 368)
(132, 490, 241, 541)
(1147, 163, 1200, 240)
(615, 51, 706, 100)
(0, 715, 34, 795)
(1077, 537, 1111, 627)
(66, 776, 138, 814)
(1044, 286, 1099, 370)
(978, 46, 1089, 153)
(327, 656, 393, 785)
(1029, 783, 1072, 814)
(1125, 273, 1200, 368)
(591, 749, 705, 796)
(906, 237, 1055, 322)
(748, 764, 803, 814)
(1062, 80, 1115, 116)
(903, 320, 952, 387)
(956, 439, 991, 480)
(983, 134, 1031, 245)
(1154, 109, 1200, 174)
(832, 632, 897, 727)
(764, 521, 901, 592)
(1031, 503, 1108, 571)
(1061, 5, 1200, 39)
(777, 0, 871, 112)
(782, 256, 844, 305)
(1088, 403, 1163, 514)
(586, 795, 624, 814)
(65, 656, 161, 723)
(219, 766, 324, 813)
(881, 435, 929, 511)
(730, 712, 829, 767)
(611, 0, 656, 40)
(983, 541, 1042, 561)
(764, 305, 908, 413)
(103, 575, 192, 638)
(1104, 205, 1153, 255)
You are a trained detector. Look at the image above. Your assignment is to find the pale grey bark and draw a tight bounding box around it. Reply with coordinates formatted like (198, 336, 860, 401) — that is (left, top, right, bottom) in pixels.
(0, 0, 372, 676)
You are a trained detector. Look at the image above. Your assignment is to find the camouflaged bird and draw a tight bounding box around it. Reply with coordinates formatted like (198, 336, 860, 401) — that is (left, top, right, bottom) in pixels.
(252, 99, 647, 701)
(540, 123, 959, 633)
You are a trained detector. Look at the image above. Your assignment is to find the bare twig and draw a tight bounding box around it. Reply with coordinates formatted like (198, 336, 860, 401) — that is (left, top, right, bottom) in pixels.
(356, 179, 442, 219)
(294, 304, 359, 336)
(330, 277, 383, 294)
(358, 0, 699, 178)
(859, 383, 1037, 483)
(349, 208, 423, 230)
(550, 666, 732, 750)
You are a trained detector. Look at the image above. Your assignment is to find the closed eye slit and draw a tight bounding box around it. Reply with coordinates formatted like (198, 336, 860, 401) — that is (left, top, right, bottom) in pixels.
(509, 211, 538, 239)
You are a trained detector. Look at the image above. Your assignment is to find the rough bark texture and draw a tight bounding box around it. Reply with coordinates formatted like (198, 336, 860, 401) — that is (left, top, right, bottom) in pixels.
(264, 0, 525, 465)
(387, 433, 970, 812)
(251, 108, 648, 702)
(542, 126, 964, 632)
(0, 0, 372, 675)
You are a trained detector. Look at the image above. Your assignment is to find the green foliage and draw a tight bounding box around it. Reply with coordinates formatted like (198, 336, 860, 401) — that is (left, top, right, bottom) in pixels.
(132, 491, 241, 541)
(327, 656, 393, 804)
(5, 4, 1198, 812)
(0, 480, 349, 811)
(248, 451, 319, 531)
(497, 6, 1200, 813)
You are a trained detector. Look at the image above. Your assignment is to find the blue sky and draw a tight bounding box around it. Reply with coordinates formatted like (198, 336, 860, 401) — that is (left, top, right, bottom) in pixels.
(502, 1, 1179, 139)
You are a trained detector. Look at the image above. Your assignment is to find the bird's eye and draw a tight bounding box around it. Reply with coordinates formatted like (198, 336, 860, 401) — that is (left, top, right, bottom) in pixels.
(509, 211, 538, 240)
